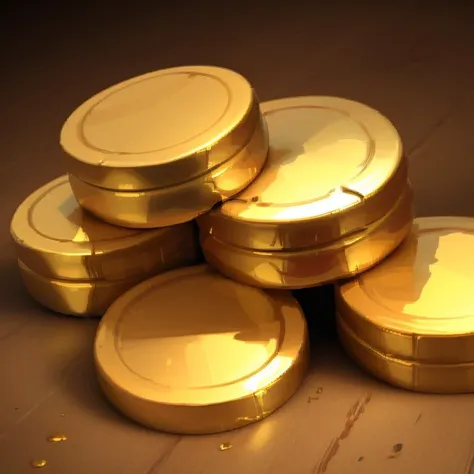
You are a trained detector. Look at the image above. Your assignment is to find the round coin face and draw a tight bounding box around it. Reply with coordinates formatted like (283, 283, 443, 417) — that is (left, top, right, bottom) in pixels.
(95, 265, 309, 434)
(198, 96, 405, 251)
(61, 66, 258, 190)
(11, 175, 199, 280)
(337, 216, 474, 364)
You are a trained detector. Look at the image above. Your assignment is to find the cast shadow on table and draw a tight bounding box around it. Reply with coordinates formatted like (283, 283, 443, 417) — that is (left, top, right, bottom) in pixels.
(58, 334, 141, 428)
(57, 323, 455, 442)
(292, 284, 338, 342)
(0, 252, 58, 342)
(56, 326, 392, 437)
(0, 252, 36, 315)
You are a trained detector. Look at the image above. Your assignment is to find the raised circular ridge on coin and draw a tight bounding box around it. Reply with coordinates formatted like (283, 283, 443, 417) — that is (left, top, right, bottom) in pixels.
(61, 66, 259, 191)
(95, 264, 309, 434)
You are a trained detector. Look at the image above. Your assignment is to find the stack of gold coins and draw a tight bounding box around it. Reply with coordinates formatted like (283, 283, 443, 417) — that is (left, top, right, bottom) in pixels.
(10, 66, 313, 434)
(336, 217, 474, 394)
(60, 66, 269, 229)
(17, 63, 471, 434)
(94, 264, 309, 434)
(198, 96, 413, 289)
(10, 176, 200, 317)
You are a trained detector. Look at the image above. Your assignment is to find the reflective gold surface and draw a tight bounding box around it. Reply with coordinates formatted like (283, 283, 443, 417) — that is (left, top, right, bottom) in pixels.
(18, 259, 147, 317)
(198, 96, 406, 251)
(337, 216, 474, 364)
(94, 264, 309, 434)
(10, 176, 201, 280)
(337, 313, 474, 394)
(70, 117, 268, 228)
(201, 185, 413, 289)
(61, 66, 260, 191)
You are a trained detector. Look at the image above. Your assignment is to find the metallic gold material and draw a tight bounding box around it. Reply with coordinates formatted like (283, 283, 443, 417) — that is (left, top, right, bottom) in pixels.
(94, 264, 309, 434)
(337, 216, 474, 364)
(10, 176, 200, 280)
(198, 96, 407, 251)
(69, 116, 268, 228)
(61, 66, 260, 191)
(337, 313, 474, 394)
(18, 259, 148, 317)
(201, 185, 413, 289)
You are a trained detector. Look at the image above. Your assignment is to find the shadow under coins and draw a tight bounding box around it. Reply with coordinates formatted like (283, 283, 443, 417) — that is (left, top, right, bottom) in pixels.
(292, 284, 338, 342)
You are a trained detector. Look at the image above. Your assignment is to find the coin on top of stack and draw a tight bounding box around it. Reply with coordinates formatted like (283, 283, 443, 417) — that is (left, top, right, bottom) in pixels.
(60, 66, 269, 229)
(10, 175, 200, 317)
(336, 216, 474, 394)
(198, 96, 413, 289)
(95, 264, 309, 434)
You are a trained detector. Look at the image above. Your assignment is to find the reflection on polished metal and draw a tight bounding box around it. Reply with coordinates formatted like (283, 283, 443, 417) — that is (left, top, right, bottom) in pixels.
(68, 116, 268, 228)
(11, 175, 201, 317)
(95, 265, 309, 434)
(10, 176, 200, 280)
(18, 259, 148, 318)
(198, 96, 407, 251)
(201, 185, 413, 289)
(337, 216, 474, 364)
(61, 66, 262, 191)
(337, 314, 474, 394)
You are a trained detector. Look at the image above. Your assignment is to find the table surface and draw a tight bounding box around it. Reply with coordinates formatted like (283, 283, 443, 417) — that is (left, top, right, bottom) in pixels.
(1, 3, 474, 473)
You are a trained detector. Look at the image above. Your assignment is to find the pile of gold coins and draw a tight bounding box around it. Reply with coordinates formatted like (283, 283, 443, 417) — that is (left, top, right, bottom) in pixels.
(10, 65, 474, 435)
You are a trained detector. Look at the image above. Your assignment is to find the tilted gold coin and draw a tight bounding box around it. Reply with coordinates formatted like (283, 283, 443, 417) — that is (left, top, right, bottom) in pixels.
(95, 265, 309, 434)
(68, 115, 268, 228)
(198, 96, 407, 251)
(10, 176, 200, 280)
(61, 66, 261, 191)
(201, 184, 413, 289)
(18, 259, 147, 318)
(337, 313, 474, 394)
(337, 216, 474, 364)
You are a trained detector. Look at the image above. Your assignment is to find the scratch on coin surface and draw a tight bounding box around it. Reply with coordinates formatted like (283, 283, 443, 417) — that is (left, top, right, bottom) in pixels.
(415, 413, 422, 424)
(313, 394, 372, 474)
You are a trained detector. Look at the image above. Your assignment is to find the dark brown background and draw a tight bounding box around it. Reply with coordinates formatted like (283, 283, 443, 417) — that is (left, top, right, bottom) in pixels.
(1, 3, 474, 473)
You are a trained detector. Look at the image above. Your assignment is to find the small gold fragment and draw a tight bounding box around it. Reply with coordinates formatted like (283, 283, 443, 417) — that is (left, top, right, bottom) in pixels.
(219, 442, 233, 451)
(47, 433, 67, 443)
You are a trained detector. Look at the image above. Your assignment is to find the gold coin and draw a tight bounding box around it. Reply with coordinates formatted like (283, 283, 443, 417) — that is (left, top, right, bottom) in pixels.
(198, 96, 407, 251)
(10, 176, 200, 280)
(18, 259, 148, 317)
(61, 66, 260, 191)
(337, 216, 474, 364)
(201, 184, 413, 289)
(337, 313, 474, 394)
(68, 116, 268, 228)
(94, 264, 309, 434)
